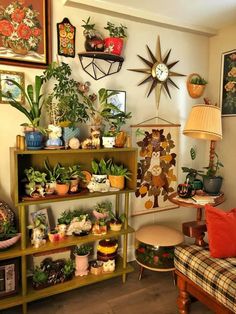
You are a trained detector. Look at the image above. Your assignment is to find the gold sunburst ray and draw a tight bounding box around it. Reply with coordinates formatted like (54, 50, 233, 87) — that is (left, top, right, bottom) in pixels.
(167, 60, 179, 69)
(137, 55, 153, 67)
(138, 75, 153, 86)
(163, 49, 171, 64)
(156, 36, 162, 63)
(147, 79, 158, 97)
(163, 81, 171, 98)
(146, 45, 157, 63)
(128, 68, 152, 75)
(168, 78, 179, 89)
(169, 71, 185, 77)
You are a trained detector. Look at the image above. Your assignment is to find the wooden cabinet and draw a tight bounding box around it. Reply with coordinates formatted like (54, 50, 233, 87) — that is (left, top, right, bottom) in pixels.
(0, 147, 137, 314)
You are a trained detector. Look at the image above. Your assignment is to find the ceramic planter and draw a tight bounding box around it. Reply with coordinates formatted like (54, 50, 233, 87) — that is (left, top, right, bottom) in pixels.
(75, 254, 89, 276)
(110, 221, 122, 231)
(48, 231, 65, 242)
(102, 136, 115, 148)
(203, 176, 223, 195)
(109, 175, 125, 190)
(45, 181, 56, 195)
(104, 37, 123, 55)
(69, 178, 79, 193)
(55, 182, 70, 195)
(25, 131, 43, 150)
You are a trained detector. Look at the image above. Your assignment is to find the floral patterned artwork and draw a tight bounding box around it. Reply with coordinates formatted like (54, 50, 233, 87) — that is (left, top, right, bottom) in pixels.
(0, 0, 51, 67)
(131, 125, 179, 216)
(221, 50, 236, 116)
(57, 18, 76, 58)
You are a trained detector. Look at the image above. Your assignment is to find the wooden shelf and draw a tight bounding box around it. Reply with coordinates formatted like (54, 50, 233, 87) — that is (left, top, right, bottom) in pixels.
(0, 242, 22, 260)
(23, 226, 134, 256)
(0, 293, 23, 310)
(26, 256, 133, 303)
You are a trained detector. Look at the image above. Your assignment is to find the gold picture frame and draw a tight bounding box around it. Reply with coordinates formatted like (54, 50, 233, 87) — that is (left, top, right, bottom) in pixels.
(0, 70, 25, 104)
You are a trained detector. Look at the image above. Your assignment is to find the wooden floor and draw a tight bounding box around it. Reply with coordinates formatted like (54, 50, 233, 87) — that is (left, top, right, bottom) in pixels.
(1, 262, 212, 314)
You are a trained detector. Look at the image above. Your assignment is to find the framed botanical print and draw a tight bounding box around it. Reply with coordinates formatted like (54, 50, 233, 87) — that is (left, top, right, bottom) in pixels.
(0, 0, 52, 69)
(0, 70, 25, 104)
(220, 49, 236, 116)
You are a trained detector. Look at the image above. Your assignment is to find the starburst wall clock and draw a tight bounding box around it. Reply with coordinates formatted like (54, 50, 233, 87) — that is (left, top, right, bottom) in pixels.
(128, 36, 185, 108)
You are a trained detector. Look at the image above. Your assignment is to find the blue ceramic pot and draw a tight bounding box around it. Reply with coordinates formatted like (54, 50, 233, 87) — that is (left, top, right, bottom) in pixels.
(25, 131, 43, 150)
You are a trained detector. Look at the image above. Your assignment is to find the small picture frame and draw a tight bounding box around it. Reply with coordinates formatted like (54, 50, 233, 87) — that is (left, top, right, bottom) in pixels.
(220, 49, 236, 116)
(0, 70, 25, 104)
(107, 90, 126, 112)
(0, 259, 19, 298)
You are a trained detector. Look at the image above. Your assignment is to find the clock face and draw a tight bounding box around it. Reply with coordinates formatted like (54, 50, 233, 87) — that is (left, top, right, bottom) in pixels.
(153, 63, 169, 82)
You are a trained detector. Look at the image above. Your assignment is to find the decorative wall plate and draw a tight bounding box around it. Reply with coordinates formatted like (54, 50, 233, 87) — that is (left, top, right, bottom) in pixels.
(57, 18, 76, 58)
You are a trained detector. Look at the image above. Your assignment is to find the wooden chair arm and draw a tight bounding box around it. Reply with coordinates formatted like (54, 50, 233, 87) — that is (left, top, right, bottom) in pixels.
(182, 221, 207, 247)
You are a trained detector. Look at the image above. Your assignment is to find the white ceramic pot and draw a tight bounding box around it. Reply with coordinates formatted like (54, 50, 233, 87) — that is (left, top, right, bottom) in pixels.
(102, 136, 115, 148)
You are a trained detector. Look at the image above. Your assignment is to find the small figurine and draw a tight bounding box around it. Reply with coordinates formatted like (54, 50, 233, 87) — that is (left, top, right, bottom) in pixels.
(102, 260, 115, 273)
(66, 215, 92, 236)
(87, 177, 110, 193)
(68, 137, 80, 149)
(46, 124, 63, 147)
(31, 227, 46, 248)
(91, 129, 100, 149)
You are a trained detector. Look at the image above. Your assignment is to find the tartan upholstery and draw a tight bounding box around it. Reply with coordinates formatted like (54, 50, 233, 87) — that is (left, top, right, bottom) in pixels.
(174, 245, 236, 313)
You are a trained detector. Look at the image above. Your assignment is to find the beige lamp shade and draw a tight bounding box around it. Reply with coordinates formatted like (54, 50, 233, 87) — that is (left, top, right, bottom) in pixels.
(183, 105, 222, 141)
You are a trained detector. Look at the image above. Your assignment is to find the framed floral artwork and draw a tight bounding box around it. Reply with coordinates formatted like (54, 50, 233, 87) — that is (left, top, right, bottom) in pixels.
(57, 18, 76, 58)
(0, 0, 52, 69)
(0, 70, 24, 104)
(220, 49, 236, 116)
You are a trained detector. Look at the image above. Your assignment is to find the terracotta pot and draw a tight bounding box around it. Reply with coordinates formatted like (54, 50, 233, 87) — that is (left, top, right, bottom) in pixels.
(115, 131, 127, 148)
(187, 73, 206, 98)
(75, 254, 89, 276)
(104, 37, 124, 55)
(55, 182, 70, 195)
(109, 175, 125, 190)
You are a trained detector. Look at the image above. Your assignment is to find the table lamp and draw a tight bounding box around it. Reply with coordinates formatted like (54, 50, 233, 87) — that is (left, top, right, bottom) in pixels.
(183, 104, 222, 169)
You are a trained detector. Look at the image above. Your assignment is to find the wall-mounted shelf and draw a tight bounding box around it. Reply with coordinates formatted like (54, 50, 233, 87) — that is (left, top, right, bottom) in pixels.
(78, 52, 124, 80)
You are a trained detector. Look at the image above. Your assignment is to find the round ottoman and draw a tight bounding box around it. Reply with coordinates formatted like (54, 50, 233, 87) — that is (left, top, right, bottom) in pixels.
(135, 224, 184, 280)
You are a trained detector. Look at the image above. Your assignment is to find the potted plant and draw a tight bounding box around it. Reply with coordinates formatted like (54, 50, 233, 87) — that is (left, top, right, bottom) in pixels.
(187, 73, 207, 98)
(202, 152, 224, 195)
(108, 212, 126, 231)
(74, 244, 92, 276)
(0, 221, 21, 249)
(62, 259, 75, 280)
(42, 62, 92, 144)
(68, 164, 85, 193)
(91, 218, 108, 235)
(93, 200, 112, 219)
(107, 161, 131, 190)
(0, 75, 46, 149)
(44, 160, 61, 195)
(24, 167, 47, 197)
(54, 163, 70, 195)
(104, 21, 127, 55)
(32, 266, 48, 289)
(81, 17, 104, 52)
(48, 229, 65, 242)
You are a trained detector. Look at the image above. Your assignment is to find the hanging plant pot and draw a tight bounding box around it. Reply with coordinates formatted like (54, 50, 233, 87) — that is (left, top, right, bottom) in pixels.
(104, 37, 123, 55)
(187, 73, 207, 98)
(25, 130, 43, 150)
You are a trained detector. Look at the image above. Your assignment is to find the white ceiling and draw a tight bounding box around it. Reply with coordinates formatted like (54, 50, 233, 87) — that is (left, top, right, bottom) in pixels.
(64, 0, 236, 35)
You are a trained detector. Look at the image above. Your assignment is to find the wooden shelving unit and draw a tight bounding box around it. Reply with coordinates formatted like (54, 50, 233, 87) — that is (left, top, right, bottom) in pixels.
(0, 147, 137, 314)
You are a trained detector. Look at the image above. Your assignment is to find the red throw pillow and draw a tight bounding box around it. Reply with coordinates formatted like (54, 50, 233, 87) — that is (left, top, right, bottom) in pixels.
(205, 204, 236, 258)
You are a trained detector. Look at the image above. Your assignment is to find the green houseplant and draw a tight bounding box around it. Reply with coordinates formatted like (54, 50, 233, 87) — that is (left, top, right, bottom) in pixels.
(42, 62, 91, 129)
(104, 21, 127, 55)
(74, 244, 92, 276)
(81, 17, 104, 52)
(107, 161, 131, 190)
(202, 152, 224, 195)
(0, 75, 46, 149)
(24, 167, 47, 197)
(187, 73, 207, 98)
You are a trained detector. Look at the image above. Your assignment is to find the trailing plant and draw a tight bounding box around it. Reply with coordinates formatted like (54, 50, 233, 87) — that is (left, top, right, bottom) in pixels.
(104, 22, 127, 38)
(54, 164, 70, 184)
(0, 75, 46, 132)
(91, 158, 111, 175)
(24, 167, 47, 188)
(74, 244, 92, 256)
(204, 152, 224, 178)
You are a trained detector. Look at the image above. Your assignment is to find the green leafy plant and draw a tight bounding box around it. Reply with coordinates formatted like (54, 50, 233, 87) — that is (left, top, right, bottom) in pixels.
(104, 22, 127, 38)
(94, 200, 112, 214)
(0, 221, 18, 241)
(63, 259, 75, 278)
(32, 266, 48, 285)
(108, 211, 126, 224)
(81, 17, 96, 37)
(91, 158, 111, 175)
(190, 76, 207, 85)
(57, 209, 83, 225)
(204, 152, 224, 177)
(24, 167, 47, 189)
(108, 162, 131, 180)
(42, 62, 91, 128)
(44, 159, 61, 182)
(74, 244, 92, 256)
(54, 163, 70, 183)
(68, 164, 85, 180)
(0, 75, 45, 132)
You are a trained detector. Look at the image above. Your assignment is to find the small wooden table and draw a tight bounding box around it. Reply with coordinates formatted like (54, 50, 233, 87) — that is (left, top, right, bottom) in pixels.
(168, 192, 225, 246)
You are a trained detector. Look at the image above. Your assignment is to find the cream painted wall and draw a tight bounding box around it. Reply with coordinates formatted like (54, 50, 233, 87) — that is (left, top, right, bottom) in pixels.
(0, 0, 210, 256)
(208, 24, 236, 209)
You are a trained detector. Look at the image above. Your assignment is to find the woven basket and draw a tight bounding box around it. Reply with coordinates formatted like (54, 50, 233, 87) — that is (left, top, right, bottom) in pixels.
(187, 73, 206, 98)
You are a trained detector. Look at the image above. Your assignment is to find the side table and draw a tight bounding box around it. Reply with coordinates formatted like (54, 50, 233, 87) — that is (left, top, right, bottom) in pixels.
(168, 192, 225, 246)
(135, 224, 184, 280)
